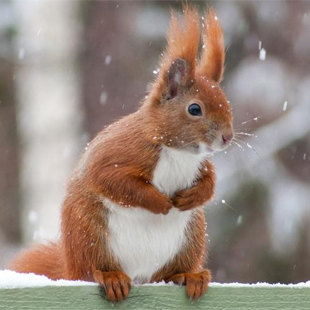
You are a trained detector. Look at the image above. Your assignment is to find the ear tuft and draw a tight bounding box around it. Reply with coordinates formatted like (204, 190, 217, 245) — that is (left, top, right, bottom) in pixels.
(149, 6, 200, 103)
(197, 9, 225, 83)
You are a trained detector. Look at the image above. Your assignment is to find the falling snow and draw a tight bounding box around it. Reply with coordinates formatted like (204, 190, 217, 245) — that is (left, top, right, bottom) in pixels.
(18, 48, 25, 60)
(28, 211, 38, 223)
(105, 55, 112, 65)
(100, 91, 108, 105)
(283, 101, 288, 111)
(259, 48, 266, 61)
(241, 116, 262, 126)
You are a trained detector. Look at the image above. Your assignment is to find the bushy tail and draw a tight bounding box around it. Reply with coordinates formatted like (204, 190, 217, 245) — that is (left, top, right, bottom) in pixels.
(9, 242, 64, 280)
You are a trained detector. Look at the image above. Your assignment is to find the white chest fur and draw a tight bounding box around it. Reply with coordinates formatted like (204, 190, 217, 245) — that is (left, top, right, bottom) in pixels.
(106, 199, 194, 283)
(105, 146, 208, 283)
(152, 146, 208, 197)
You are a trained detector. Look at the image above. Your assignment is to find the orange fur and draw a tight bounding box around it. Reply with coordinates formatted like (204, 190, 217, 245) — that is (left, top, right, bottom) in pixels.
(161, 6, 200, 80)
(10, 6, 232, 303)
(197, 9, 225, 82)
(9, 242, 63, 280)
(173, 160, 215, 211)
(150, 6, 200, 103)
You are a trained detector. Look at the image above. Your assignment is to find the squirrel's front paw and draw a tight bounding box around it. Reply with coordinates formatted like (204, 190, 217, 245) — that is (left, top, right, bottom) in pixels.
(172, 187, 203, 211)
(165, 269, 211, 300)
(93, 270, 131, 302)
(148, 196, 173, 215)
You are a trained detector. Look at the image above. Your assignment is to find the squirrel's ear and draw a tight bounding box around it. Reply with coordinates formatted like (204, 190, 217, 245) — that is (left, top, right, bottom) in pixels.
(149, 6, 199, 103)
(197, 9, 225, 83)
(167, 58, 190, 99)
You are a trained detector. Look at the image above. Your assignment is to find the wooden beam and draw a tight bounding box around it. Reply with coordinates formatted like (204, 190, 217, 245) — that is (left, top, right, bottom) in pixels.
(1, 284, 310, 310)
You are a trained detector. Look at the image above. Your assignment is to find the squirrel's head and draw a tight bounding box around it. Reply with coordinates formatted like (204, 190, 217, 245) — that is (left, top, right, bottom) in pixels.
(144, 6, 233, 155)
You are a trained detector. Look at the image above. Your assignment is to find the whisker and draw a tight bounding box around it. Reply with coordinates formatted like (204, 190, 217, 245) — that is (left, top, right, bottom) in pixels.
(232, 140, 245, 151)
(234, 126, 254, 131)
(234, 132, 258, 138)
(233, 137, 268, 170)
(231, 140, 257, 175)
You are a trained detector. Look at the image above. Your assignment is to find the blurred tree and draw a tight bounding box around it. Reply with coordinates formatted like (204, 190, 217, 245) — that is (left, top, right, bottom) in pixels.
(0, 0, 20, 268)
(0, 57, 19, 242)
(82, 1, 146, 137)
(14, 0, 84, 244)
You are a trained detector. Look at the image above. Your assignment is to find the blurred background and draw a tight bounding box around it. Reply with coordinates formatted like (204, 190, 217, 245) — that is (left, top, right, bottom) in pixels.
(1, 0, 310, 284)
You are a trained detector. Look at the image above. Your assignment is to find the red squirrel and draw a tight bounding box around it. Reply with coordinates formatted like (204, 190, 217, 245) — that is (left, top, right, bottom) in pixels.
(10, 7, 233, 302)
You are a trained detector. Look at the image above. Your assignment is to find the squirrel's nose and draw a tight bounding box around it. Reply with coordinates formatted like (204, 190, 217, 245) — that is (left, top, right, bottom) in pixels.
(222, 132, 233, 144)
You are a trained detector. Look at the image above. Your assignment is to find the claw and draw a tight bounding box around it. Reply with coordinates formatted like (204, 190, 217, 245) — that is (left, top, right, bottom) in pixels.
(165, 270, 211, 300)
(93, 270, 132, 302)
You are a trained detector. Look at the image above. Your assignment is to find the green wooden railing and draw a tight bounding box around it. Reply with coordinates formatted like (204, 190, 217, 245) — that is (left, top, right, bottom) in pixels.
(1, 283, 310, 310)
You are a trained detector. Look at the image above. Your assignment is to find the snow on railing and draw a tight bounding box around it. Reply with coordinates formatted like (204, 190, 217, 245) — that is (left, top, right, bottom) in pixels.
(1, 270, 310, 310)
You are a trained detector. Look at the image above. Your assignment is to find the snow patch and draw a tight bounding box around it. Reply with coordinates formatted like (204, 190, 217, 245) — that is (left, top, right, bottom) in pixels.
(1, 270, 310, 289)
(0, 270, 95, 289)
(210, 282, 310, 288)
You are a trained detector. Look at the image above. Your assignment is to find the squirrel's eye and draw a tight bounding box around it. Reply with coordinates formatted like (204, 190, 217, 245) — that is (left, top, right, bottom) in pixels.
(188, 103, 202, 116)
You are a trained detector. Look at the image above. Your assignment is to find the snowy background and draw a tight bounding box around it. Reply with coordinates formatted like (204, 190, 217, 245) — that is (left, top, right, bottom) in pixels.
(0, 0, 309, 284)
